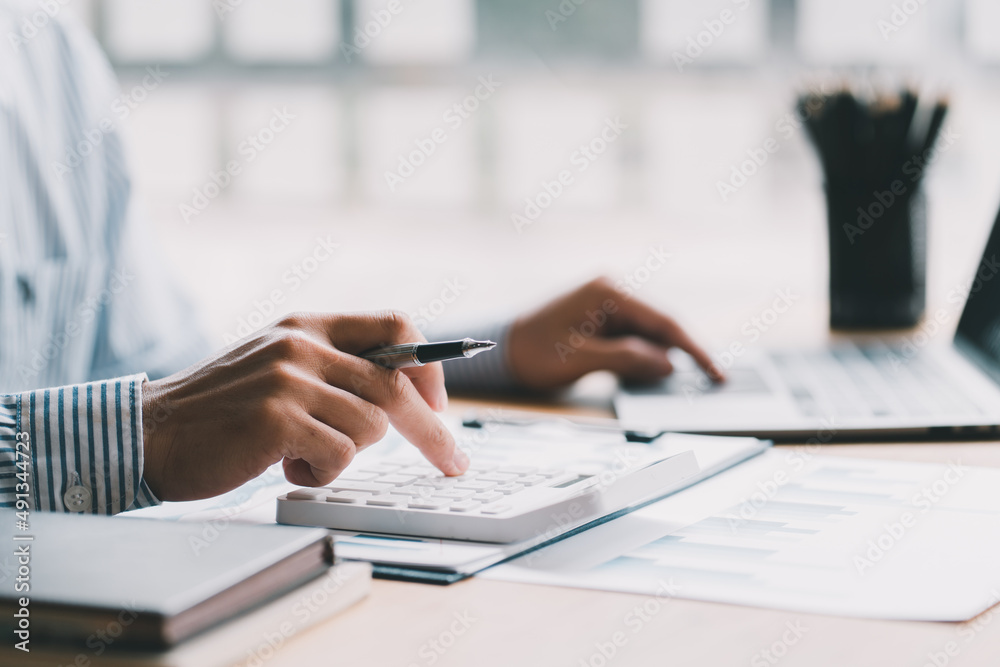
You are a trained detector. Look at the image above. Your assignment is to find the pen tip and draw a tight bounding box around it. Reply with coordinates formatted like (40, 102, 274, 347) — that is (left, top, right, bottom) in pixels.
(463, 340, 497, 357)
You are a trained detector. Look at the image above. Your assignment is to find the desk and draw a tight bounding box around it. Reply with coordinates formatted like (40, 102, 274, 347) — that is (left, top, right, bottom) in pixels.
(256, 394, 1000, 667)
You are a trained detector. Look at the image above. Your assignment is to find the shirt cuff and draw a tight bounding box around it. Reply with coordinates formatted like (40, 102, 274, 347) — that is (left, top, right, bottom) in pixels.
(436, 322, 520, 394)
(0, 374, 160, 515)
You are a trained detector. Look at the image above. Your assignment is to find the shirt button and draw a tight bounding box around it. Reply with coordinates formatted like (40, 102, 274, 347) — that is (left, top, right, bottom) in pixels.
(64, 485, 92, 512)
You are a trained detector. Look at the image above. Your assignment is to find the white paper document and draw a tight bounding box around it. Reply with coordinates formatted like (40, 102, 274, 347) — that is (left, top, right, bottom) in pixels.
(482, 448, 1000, 621)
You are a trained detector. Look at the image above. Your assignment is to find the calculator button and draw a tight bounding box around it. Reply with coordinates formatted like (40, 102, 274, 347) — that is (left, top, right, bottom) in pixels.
(408, 498, 451, 510)
(397, 466, 436, 476)
(287, 488, 327, 501)
(327, 481, 394, 493)
(366, 494, 411, 507)
(480, 504, 512, 515)
(395, 484, 434, 497)
(379, 474, 418, 486)
(336, 470, 379, 482)
(413, 477, 458, 488)
(449, 500, 481, 512)
(454, 480, 495, 491)
(472, 492, 503, 503)
(326, 491, 370, 503)
(432, 489, 475, 501)
(519, 475, 547, 486)
(357, 463, 403, 474)
(477, 472, 518, 483)
(498, 466, 538, 475)
(494, 483, 525, 495)
(536, 469, 563, 478)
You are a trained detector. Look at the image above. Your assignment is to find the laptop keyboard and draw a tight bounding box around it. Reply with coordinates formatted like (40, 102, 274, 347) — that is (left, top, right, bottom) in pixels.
(770, 345, 982, 419)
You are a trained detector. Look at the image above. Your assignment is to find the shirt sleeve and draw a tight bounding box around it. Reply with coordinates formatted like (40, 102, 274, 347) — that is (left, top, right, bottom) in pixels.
(56, 18, 211, 382)
(435, 322, 522, 394)
(0, 374, 160, 515)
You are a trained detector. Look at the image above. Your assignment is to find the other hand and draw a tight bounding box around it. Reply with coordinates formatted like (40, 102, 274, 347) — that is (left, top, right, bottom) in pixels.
(506, 277, 724, 391)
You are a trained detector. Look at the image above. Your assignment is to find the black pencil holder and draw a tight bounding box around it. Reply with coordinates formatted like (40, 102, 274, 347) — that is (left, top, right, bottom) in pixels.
(825, 179, 926, 329)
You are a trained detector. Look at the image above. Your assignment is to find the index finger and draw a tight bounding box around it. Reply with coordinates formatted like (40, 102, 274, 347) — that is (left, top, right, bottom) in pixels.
(329, 354, 468, 476)
(614, 298, 726, 382)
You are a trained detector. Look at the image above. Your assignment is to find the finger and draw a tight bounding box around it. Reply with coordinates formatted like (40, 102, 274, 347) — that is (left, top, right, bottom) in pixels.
(280, 408, 357, 486)
(613, 299, 725, 382)
(578, 336, 675, 383)
(323, 353, 467, 476)
(302, 311, 449, 412)
(298, 375, 389, 452)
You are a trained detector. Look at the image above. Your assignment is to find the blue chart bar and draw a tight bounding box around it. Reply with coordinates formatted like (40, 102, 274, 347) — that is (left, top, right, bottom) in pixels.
(808, 466, 921, 485)
(609, 556, 760, 583)
(681, 517, 820, 538)
(781, 484, 898, 505)
(752, 500, 858, 521)
(632, 535, 778, 562)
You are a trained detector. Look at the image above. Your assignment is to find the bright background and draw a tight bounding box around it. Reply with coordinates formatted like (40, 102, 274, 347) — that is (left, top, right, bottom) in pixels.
(54, 0, 1000, 360)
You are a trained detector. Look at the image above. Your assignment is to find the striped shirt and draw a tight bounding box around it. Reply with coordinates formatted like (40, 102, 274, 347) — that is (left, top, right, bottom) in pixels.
(0, 3, 515, 515)
(0, 3, 206, 514)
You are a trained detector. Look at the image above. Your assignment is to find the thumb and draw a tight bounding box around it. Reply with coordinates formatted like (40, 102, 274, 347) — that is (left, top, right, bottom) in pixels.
(580, 337, 674, 383)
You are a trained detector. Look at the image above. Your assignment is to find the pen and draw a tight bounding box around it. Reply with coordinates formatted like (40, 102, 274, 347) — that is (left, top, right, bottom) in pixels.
(362, 338, 496, 369)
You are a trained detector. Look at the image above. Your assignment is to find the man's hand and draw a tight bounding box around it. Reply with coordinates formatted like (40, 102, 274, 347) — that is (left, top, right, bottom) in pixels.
(506, 277, 725, 391)
(141, 312, 467, 502)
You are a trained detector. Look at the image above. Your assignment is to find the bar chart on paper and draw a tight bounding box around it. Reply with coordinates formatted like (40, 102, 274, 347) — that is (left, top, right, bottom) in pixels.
(483, 450, 1000, 621)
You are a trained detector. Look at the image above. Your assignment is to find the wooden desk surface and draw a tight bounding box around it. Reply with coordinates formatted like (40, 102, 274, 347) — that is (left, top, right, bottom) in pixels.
(257, 395, 1000, 667)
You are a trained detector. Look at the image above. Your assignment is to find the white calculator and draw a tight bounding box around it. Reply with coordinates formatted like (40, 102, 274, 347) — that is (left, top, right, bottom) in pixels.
(276, 444, 701, 544)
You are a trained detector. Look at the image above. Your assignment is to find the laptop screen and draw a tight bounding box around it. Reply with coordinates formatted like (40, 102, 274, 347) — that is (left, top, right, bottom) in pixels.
(956, 207, 1000, 374)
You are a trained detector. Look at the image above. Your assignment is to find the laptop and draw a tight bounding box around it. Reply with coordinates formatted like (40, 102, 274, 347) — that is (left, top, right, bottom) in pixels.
(615, 204, 1000, 441)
